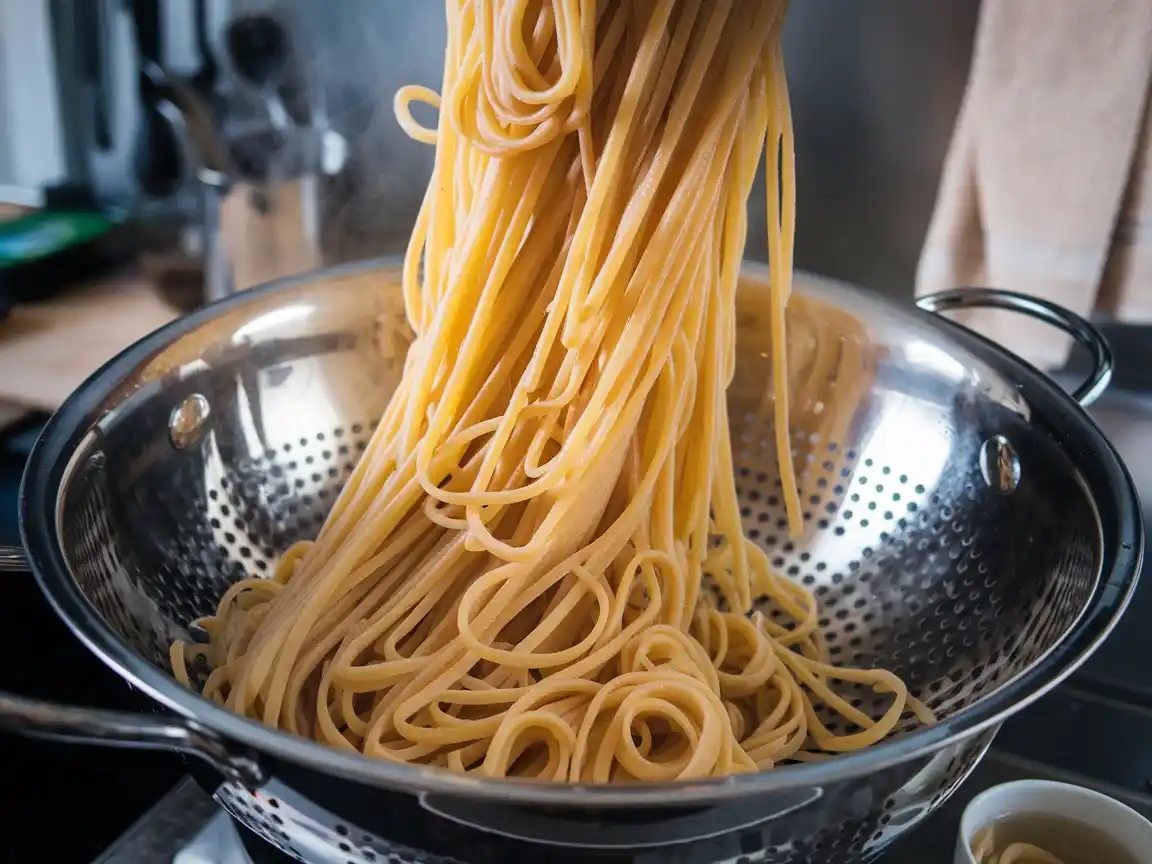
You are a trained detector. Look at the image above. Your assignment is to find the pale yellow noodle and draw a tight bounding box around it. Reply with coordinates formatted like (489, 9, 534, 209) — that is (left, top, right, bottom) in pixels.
(991, 844, 1066, 864)
(172, 0, 935, 781)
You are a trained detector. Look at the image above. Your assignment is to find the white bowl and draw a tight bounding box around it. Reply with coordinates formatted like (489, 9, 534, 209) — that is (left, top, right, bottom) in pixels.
(955, 779, 1152, 863)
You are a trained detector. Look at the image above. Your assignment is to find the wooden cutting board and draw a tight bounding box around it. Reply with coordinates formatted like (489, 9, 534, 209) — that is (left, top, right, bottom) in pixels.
(0, 274, 179, 412)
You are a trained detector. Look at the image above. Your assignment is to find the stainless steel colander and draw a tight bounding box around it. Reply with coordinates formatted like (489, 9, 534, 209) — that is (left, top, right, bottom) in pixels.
(0, 259, 1141, 864)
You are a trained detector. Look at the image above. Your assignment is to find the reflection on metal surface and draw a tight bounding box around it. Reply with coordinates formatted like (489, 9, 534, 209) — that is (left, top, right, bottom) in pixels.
(0, 545, 29, 572)
(980, 436, 1021, 496)
(232, 304, 315, 342)
(169, 394, 212, 451)
(417, 787, 826, 849)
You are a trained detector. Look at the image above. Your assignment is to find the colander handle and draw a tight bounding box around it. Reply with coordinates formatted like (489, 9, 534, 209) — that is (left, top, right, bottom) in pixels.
(0, 691, 266, 788)
(0, 544, 265, 787)
(0, 545, 28, 572)
(0, 538, 265, 786)
(915, 288, 1114, 407)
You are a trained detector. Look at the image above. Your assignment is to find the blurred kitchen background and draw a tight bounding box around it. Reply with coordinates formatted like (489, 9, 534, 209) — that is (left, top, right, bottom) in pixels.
(0, 1, 981, 292)
(5, 2, 1152, 863)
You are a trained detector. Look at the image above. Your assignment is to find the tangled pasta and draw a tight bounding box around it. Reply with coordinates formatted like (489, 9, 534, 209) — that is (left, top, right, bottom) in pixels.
(173, 0, 933, 782)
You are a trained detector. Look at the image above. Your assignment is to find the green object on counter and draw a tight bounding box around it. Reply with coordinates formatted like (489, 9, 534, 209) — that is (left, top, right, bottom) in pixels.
(0, 208, 135, 303)
(0, 211, 116, 266)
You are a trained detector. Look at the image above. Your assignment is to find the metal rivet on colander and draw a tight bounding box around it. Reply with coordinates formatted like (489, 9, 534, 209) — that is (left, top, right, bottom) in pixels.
(169, 393, 212, 451)
(978, 435, 1021, 495)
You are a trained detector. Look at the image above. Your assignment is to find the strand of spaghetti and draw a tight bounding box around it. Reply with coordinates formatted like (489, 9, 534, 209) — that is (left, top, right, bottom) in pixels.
(998, 845, 1065, 864)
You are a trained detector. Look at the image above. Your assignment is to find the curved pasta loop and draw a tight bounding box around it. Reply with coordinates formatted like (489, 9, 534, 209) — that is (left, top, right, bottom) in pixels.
(171, 0, 934, 782)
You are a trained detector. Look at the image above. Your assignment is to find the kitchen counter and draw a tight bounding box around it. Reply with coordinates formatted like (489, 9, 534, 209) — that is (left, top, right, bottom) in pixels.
(0, 272, 178, 413)
(0, 204, 176, 418)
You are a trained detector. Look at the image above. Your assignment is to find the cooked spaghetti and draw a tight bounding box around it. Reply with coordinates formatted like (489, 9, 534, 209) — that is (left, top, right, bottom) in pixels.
(976, 843, 1065, 864)
(172, 0, 933, 781)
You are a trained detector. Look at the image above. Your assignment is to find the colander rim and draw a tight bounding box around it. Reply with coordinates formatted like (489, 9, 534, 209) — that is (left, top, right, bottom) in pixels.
(19, 258, 1144, 807)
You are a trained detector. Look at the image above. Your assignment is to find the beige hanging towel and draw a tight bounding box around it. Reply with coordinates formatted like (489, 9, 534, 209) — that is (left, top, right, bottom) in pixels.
(916, 0, 1152, 371)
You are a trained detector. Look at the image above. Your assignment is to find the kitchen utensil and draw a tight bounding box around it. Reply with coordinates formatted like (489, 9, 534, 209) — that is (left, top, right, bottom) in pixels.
(956, 780, 1152, 864)
(75, 0, 114, 151)
(128, 0, 183, 197)
(143, 63, 231, 177)
(225, 13, 295, 132)
(219, 178, 321, 294)
(189, 0, 219, 107)
(0, 261, 1139, 863)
